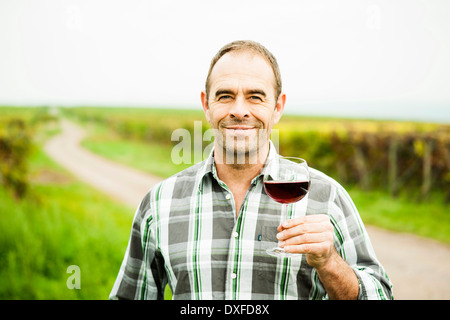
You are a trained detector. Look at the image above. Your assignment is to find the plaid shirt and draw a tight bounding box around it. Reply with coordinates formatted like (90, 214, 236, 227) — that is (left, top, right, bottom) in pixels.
(110, 143, 393, 300)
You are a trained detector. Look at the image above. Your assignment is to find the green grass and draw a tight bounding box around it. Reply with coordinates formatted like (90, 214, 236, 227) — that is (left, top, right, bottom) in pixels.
(0, 108, 175, 299)
(348, 188, 450, 243)
(80, 122, 198, 178)
(0, 147, 134, 299)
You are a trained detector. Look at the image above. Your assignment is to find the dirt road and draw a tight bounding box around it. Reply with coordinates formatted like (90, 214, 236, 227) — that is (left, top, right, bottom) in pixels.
(44, 120, 450, 300)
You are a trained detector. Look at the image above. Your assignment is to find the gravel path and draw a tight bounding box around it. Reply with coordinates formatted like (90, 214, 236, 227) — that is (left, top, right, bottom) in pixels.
(44, 120, 450, 300)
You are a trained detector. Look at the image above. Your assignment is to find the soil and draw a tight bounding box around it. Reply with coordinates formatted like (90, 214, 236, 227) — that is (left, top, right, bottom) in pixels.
(44, 119, 450, 300)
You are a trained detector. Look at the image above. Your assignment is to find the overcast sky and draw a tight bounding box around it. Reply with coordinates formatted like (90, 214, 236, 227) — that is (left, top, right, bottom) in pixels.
(1, 0, 449, 122)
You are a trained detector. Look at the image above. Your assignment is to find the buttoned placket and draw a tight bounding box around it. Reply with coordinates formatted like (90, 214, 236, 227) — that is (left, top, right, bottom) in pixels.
(207, 145, 274, 299)
(222, 178, 260, 300)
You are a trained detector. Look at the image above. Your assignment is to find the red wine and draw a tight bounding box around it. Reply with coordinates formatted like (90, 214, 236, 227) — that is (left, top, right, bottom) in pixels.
(264, 180, 310, 204)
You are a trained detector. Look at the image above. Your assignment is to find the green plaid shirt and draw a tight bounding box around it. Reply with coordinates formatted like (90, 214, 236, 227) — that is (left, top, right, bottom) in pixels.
(110, 143, 393, 300)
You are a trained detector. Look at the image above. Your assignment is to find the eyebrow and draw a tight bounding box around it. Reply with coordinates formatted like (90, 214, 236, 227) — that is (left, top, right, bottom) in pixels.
(214, 88, 267, 98)
(247, 89, 266, 97)
(214, 89, 235, 98)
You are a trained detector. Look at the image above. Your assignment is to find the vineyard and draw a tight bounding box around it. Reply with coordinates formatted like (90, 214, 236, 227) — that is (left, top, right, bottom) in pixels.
(277, 119, 450, 201)
(64, 106, 450, 202)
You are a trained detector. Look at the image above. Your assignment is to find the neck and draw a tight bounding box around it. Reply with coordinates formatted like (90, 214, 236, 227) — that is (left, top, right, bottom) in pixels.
(213, 142, 269, 187)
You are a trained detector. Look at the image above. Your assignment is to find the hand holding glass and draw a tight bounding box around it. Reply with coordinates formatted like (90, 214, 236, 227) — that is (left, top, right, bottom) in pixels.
(263, 156, 310, 258)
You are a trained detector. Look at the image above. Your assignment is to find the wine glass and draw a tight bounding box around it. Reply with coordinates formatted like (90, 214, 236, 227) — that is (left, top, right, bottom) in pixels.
(263, 156, 311, 258)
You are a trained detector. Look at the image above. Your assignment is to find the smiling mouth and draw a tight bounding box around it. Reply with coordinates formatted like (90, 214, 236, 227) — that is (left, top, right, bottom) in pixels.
(221, 127, 259, 140)
(223, 126, 258, 135)
(225, 126, 255, 130)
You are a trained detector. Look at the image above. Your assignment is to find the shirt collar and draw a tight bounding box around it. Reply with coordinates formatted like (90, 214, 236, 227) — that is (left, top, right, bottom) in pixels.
(197, 140, 279, 190)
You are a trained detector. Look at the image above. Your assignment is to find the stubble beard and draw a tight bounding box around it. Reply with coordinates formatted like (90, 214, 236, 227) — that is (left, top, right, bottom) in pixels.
(214, 122, 270, 168)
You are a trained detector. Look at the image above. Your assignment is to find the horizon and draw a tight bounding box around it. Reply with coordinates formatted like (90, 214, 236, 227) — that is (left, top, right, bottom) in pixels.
(2, 101, 449, 125)
(1, 1, 449, 124)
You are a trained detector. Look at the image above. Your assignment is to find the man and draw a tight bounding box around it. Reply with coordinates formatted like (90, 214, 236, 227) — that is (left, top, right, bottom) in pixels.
(110, 40, 393, 300)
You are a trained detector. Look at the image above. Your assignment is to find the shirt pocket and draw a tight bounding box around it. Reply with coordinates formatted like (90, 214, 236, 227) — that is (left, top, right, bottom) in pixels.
(259, 225, 279, 253)
(254, 225, 285, 285)
(255, 226, 308, 299)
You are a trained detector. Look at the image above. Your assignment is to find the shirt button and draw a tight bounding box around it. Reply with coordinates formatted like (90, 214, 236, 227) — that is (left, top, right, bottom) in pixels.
(231, 273, 237, 279)
(233, 231, 239, 238)
(225, 194, 231, 200)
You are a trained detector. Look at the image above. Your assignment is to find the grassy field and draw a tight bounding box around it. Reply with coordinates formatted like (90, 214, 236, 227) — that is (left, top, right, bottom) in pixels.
(80, 121, 191, 178)
(0, 141, 133, 299)
(347, 188, 449, 242)
(0, 112, 176, 300)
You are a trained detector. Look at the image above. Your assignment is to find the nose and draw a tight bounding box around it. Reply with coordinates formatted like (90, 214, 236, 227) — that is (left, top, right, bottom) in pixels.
(229, 96, 249, 119)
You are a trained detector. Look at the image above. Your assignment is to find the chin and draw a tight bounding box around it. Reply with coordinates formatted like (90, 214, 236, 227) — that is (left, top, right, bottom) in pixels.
(222, 142, 265, 165)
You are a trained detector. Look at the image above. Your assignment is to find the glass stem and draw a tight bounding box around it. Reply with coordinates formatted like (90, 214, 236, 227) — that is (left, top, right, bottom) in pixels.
(282, 203, 288, 224)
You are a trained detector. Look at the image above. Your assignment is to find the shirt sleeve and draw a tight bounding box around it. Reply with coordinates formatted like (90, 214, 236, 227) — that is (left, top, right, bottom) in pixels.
(330, 186, 394, 300)
(109, 190, 168, 300)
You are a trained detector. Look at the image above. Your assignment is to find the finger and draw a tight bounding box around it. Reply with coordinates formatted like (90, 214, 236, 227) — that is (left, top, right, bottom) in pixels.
(277, 220, 333, 241)
(282, 241, 330, 255)
(277, 223, 324, 240)
(279, 214, 329, 230)
(279, 232, 332, 248)
(277, 217, 311, 232)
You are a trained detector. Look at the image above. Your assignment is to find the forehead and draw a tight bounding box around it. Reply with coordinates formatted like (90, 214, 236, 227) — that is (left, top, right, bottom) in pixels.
(208, 51, 276, 95)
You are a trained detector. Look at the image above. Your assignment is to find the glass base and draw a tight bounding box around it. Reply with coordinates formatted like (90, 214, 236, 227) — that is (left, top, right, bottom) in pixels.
(266, 247, 303, 259)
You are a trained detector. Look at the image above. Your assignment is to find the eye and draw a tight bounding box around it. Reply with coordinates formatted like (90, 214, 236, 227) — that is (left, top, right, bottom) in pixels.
(218, 95, 232, 101)
(250, 95, 263, 102)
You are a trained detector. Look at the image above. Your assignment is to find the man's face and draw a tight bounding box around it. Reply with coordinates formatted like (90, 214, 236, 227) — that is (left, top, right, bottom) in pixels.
(201, 51, 284, 162)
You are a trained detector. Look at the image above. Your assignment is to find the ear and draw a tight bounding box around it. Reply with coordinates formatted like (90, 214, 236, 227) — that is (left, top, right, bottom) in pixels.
(272, 92, 286, 125)
(201, 91, 211, 123)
